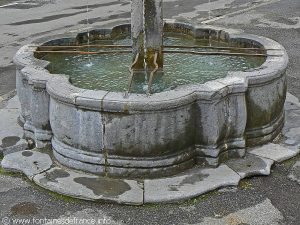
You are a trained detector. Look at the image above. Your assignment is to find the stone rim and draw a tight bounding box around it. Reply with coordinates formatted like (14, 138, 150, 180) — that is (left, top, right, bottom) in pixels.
(13, 22, 288, 113)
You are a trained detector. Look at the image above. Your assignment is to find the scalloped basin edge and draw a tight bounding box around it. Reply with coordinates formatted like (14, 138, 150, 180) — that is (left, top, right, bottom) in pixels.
(14, 22, 288, 178)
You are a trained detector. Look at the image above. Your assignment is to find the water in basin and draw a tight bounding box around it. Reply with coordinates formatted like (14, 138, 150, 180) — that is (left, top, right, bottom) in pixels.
(41, 34, 265, 93)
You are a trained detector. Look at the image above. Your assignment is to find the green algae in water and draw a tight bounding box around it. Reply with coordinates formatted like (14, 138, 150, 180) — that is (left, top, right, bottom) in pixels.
(42, 35, 265, 93)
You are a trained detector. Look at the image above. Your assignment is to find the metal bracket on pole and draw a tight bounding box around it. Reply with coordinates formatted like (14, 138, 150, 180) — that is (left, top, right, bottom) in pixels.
(125, 53, 140, 98)
(147, 52, 159, 96)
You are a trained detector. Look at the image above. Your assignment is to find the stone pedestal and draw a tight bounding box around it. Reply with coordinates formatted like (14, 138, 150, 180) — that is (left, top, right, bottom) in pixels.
(131, 0, 163, 70)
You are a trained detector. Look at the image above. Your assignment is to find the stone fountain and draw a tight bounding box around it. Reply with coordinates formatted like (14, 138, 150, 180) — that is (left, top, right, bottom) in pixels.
(1, 0, 290, 204)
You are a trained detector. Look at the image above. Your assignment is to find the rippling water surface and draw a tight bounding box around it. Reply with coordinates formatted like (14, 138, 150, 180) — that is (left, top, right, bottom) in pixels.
(42, 34, 265, 93)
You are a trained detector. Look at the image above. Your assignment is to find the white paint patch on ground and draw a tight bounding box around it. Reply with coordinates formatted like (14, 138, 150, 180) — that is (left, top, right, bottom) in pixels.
(175, 0, 275, 21)
(213, 12, 265, 25)
(0, 0, 131, 66)
(0, 3, 18, 8)
(257, 17, 300, 29)
(185, 199, 284, 225)
(200, 0, 281, 25)
(45, 208, 124, 225)
(177, 0, 236, 19)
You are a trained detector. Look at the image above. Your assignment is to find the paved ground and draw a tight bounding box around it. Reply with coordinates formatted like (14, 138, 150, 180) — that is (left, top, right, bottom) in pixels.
(0, 0, 299, 224)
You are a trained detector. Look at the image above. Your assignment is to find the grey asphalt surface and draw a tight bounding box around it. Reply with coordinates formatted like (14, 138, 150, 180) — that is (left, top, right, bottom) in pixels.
(0, 0, 299, 225)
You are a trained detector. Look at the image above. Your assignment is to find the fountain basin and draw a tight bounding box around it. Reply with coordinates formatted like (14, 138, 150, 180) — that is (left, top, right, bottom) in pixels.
(14, 23, 288, 178)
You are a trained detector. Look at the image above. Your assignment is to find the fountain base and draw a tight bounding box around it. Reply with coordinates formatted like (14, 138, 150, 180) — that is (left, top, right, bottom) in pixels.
(13, 22, 288, 179)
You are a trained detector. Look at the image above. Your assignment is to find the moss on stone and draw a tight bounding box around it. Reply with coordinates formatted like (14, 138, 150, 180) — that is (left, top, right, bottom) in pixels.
(0, 167, 23, 177)
(238, 179, 252, 189)
(281, 153, 300, 167)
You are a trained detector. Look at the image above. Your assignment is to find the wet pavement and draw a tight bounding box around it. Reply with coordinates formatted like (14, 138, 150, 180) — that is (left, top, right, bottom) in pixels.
(0, 0, 299, 224)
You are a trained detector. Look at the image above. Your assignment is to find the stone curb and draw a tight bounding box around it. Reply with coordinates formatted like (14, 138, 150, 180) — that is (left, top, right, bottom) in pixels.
(249, 143, 298, 163)
(1, 146, 298, 205)
(224, 153, 274, 179)
(0, 138, 28, 157)
(1, 150, 52, 179)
